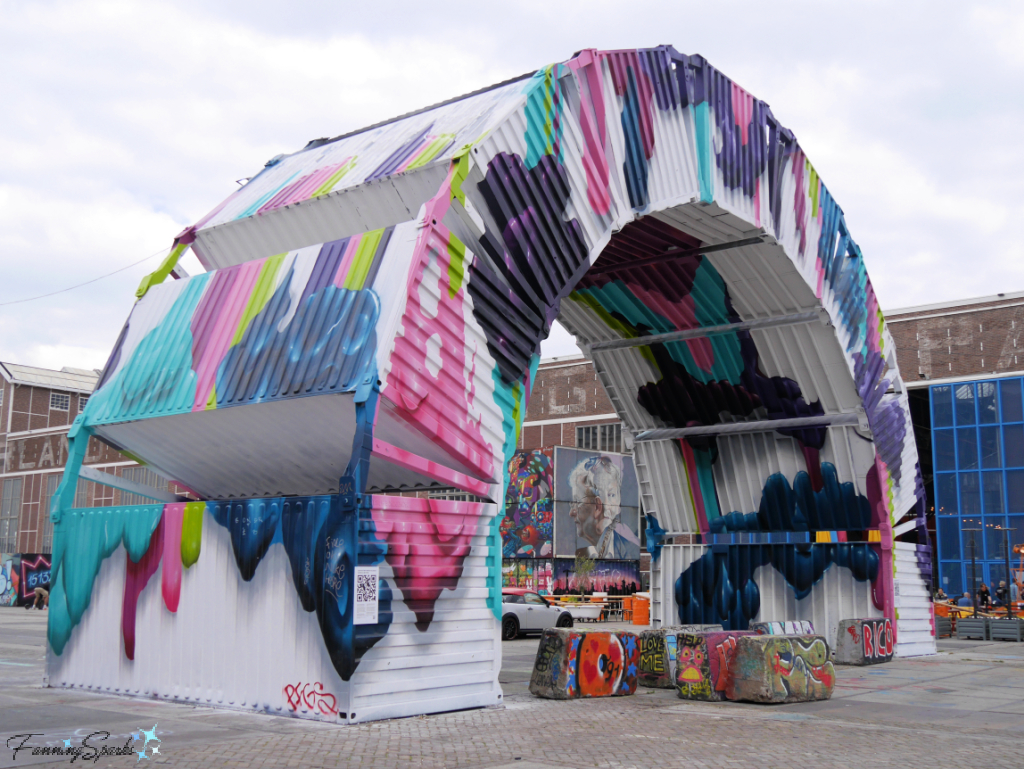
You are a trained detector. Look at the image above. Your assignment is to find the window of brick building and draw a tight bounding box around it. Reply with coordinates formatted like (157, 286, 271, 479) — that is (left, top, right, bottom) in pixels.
(40, 474, 59, 554)
(49, 392, 70, 411)
(0, 478, 23, 552)
(576, 423, 623, 453)
(427, 489, 484, 503)
(78, 395, 90, 412)
(120, 466, 167, 505)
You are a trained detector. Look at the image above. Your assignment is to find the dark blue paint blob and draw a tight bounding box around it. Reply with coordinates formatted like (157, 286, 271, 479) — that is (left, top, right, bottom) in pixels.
(472, 152, 588, 385)
(210, 489, 393, 682)
(620, 65, 650, 211)
(675, 464, 878, 629)
(214, 269, 379, 406)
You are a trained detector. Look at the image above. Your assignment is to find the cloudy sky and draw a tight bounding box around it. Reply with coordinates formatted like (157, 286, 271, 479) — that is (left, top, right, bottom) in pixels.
(2, 0, 1022, 370)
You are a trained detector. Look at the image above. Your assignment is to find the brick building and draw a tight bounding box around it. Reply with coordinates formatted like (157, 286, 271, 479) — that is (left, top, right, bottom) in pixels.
(885, 291, 1024, 597)
(0, 362, 172, 555)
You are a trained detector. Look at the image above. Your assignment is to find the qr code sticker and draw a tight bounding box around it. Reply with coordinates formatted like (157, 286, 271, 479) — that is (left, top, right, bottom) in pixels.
(356, 571, 377, 604)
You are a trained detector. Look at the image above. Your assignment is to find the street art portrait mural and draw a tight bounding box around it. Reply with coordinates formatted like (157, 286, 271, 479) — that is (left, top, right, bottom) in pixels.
(554, 447, 640, 560)
(46, 43, 929, 724)
(501, 449, 554, 557)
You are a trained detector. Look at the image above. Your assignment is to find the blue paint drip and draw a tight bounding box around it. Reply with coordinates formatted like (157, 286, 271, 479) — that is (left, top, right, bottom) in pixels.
(620, 65, 650, 211)
(645, 514, 667, 562)
(694, 102, 714, 203)
(674, 464, 878, 629)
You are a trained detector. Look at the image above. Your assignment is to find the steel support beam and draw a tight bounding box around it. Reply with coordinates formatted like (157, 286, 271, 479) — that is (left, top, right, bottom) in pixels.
(634, 412, 864, 442)
(589, 310, 825, 352)
(78, 465, 185, 504)
(589, 235, 767, 277)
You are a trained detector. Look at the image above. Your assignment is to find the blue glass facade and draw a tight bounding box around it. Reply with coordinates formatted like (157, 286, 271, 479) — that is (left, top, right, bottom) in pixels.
(932, 378, 1024, 597)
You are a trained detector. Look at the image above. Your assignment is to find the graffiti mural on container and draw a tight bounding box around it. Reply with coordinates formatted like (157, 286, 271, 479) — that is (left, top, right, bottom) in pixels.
(47, 494, 493, 683)
(0, 555, 19, 607)
(552, 558, 640, 595)
(501, 450, 554, 557)
(674, 463, 881, 628)
(553, 447, 640, 560)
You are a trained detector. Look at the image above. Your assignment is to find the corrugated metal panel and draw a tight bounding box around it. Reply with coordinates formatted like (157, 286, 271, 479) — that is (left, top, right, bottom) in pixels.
(47, 493, 501, 724)
(651, 542, 882, 649)
(893, 541, 937, 657)
(0, 362, 99, 393)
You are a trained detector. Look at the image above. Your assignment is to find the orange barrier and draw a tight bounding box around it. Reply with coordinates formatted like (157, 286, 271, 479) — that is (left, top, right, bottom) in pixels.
(632, 597, 649, 625)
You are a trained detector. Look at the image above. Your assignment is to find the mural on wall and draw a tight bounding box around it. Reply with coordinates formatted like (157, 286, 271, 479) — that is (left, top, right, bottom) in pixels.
(502, 558, 553, 594)
(0, 555, 19, 607)
(18, 554, 51, 605)
(48, 42, 927, 722)
(553, 447, 640, 560)
(552, 558, 640, 595)
(501, 450, 554, 557)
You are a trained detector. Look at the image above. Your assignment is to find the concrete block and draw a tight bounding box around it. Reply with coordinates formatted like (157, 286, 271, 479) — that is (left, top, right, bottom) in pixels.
(726, 635, 836, 703)
(529, 628, 640, 699)
(637, 624, 722, 689)
(835, 618, 894, 665)
(675, 630, 754, 701)
(750, 620, 815, 636)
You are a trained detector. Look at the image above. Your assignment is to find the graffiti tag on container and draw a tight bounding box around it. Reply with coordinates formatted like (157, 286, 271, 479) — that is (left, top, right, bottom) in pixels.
(283, 682, 339, 716)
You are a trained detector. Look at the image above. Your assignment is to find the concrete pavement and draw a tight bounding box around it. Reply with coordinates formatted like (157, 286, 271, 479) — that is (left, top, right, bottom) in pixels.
(3, 610, 1024, 768)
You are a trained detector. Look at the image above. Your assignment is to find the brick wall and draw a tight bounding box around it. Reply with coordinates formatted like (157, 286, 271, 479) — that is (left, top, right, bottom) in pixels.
(888, 298, 1024, 382)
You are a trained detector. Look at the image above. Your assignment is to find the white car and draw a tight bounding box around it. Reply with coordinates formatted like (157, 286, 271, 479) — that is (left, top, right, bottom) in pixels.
(501, 589, 573, 640)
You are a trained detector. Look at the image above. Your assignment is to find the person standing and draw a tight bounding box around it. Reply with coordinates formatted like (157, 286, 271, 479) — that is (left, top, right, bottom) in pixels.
(977, 583, 992, 611)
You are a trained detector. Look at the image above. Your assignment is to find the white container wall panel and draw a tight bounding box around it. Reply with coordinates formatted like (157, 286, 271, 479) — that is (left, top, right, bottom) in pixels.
(46, 496, 502, 724)
(893, 541, 937, 658)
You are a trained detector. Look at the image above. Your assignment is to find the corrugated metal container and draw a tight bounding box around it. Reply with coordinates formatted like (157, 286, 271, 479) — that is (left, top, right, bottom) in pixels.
(47, 494, 501, 724)
(54, 43, 934, 725)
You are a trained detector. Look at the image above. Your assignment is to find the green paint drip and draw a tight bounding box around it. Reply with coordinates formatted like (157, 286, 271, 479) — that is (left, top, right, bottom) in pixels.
(447, 234, 467, 298)
(344, 229, 385, 290)
(180, 501, 204, 568)
(807, 160, 820, 219)
(48, 504, 164, 655)
(405, 134, 455, 171)
(136, 242, 190, 299)
(449, 146, 472, 205)
(311, 156, 358, 198)
(231, 253, 286, 346)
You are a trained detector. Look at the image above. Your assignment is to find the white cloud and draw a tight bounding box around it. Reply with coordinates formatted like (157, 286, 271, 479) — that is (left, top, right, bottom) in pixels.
(2, 0, 1022, 369)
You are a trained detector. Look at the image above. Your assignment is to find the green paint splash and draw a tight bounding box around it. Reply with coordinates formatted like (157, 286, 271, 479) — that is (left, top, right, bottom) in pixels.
(180, 502, 204, 568)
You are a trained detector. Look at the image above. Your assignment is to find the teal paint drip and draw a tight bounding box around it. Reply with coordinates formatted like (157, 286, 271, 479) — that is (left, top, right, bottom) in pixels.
(523, 66, 565, 170)
(48, 504, 165, 655)
(694, 448, 721, 524)
(695, 102, 714, 203)
(86, 274, 210, 425)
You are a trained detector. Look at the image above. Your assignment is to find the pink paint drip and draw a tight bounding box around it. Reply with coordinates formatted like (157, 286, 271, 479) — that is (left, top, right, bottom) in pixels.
(191, 259, 264, 411)
(616, 277, 715, 372)
(566, 50, 612, 215)
(332, 235, 363, 288)
(603, 50, 656, 158)
(161, 503, 184, 612)
(122, 513, 165, 661)
(380, 165, 494, 483)
(679, 439, 710, 533)
(730, 83, 753, 146)
(370, 495, 484, 631)
(257, 161, 347, 215)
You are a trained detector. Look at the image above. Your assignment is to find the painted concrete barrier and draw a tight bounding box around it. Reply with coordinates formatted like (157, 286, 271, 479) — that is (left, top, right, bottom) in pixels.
(529, 628, 640, 699)
(726, 635, 836, 703)
(836, 618, 894, 665)
(675, 630, 755, 701)
(751, 620, 815, 636)
(637, 624, 722, 689)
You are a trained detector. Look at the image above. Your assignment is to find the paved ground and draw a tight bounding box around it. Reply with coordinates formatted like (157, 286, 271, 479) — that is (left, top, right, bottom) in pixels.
(3, 610, 1024, 768)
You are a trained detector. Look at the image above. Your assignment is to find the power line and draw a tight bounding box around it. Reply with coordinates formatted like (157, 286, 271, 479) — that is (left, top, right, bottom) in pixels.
(0, 248, 168, 307)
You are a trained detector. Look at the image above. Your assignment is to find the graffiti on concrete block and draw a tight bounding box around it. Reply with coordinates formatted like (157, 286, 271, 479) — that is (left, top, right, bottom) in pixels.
(283, 682, 339, 716)
(728, 635, 835, 703)
(836, 617, 894, 665)
(675, 633, 714, 700)
(529, 629, 639, 699)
